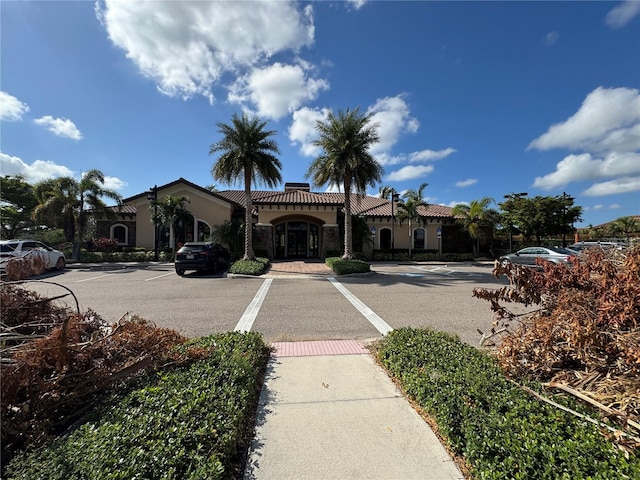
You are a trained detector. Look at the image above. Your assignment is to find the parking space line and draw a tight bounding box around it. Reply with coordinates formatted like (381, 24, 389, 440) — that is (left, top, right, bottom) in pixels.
(234, 279, 273, 333)
(145, 272, 174, 281)
(328, 277, 393, 335)
(75, 274, 111, 283)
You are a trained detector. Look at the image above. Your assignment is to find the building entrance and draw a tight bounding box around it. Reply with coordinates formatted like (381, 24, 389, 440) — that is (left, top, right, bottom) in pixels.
(275, 221, 320, 259)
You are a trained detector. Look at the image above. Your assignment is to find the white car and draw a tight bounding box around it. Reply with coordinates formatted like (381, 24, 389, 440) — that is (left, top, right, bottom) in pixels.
(0, 239, 66, 273)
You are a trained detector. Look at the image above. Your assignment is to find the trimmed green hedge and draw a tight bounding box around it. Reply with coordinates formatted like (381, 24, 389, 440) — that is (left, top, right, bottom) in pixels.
(374, 328, 639, 480)
(325, 257, 371, 275)
(5, 332, 272, 480)
(228, 257, 270, 276)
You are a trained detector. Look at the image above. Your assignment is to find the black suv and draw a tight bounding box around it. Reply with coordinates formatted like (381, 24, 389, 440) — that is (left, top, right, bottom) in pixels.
(174, 242, 230, 276)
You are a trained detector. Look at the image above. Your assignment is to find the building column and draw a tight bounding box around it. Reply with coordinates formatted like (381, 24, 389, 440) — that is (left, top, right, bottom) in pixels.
(255, 223, 274, 259)
(321, 223, 340, 259)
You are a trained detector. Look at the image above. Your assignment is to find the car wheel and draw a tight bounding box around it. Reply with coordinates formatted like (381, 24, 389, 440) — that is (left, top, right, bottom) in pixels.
(55, 257, 66, 271)
(500, 258, 511, 267)
(176, 269, 185, 276)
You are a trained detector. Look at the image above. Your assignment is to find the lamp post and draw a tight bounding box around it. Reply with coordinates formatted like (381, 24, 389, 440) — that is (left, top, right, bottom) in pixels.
(561, 191, 573, 247)
(391, 192, 399, 260)
(147, 185, 159, 261)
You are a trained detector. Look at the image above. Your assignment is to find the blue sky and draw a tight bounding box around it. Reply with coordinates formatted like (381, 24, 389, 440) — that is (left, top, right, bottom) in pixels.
(1, 0, 639, 228)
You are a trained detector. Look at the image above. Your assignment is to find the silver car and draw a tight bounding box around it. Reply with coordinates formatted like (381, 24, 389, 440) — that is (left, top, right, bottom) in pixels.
(499, 246, 576, 267)
(0, 239, 66, 272)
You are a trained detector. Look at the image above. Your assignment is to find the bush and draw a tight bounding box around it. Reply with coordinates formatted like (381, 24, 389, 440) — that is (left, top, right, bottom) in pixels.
(374, 327, 640, 479)
(90, 237, 118, 253)
(325, 257, 371, 275)
(228, 257, 270, 276)
(4, 332, 271, 480)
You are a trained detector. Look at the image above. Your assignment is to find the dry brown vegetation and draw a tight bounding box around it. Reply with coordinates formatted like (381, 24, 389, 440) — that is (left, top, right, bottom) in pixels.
(0, 283, 208, 466)
(474, 245, 640, 451)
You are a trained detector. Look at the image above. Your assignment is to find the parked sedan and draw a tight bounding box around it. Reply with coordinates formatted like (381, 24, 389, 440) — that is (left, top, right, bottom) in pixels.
(174, 242, 230, 276)
(499, 246, 576, 267)
(0, 239, 66, 272)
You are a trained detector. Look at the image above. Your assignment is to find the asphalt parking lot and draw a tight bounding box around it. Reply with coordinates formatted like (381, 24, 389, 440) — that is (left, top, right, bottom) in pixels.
(22, 262, 510, 346)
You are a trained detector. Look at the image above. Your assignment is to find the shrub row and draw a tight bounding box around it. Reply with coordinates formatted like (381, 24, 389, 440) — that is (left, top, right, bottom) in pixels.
(78, 250, 174, 263)
(5, 332, 272, 480)
(325, 257, 371, 275)
(228, 257, 270, 276)
(371, 250, 475, 262)
(374, 327, 639, 480)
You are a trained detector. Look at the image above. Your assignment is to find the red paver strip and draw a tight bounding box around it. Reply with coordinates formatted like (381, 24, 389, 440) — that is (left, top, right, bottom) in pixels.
(272, 340, 370, 357)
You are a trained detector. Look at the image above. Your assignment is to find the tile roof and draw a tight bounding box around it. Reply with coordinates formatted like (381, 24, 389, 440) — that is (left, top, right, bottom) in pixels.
(109, 179, 457, 219)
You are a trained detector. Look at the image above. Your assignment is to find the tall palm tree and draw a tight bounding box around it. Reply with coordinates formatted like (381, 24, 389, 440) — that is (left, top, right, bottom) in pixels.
(451, 196, 495, 257)
(306, 107, 382, 259)
(33, 170, 122, 260)
(152, 195, 194, 253)
(209, 113, 282, 261)
(396, 183, 428, 259)
(608, 216, 640, 238)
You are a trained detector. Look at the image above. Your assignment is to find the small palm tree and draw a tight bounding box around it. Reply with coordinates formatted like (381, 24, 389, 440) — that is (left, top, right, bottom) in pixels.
(33, 170, 122, 260)
(152, 195, 194, 253)
(306, 107, 382, 259)
(209, 113, 282, 261)
(395, 183, 428, 259)
(451, 196, 495, 257)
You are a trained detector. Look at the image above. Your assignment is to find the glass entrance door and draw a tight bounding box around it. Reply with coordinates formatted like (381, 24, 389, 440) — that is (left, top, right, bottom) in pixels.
(287, 222, 307, 257)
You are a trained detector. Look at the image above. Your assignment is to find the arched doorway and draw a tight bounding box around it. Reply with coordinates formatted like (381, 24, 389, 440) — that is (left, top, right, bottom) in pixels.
(274, 219, 321, 259)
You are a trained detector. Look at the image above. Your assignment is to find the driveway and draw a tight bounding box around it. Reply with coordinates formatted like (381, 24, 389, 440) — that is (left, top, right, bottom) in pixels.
(22, 260, 509, 346)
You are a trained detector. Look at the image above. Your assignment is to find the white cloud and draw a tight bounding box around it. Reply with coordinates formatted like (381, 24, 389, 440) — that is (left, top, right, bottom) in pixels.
(102, 176, 128, 191)
(0, 151, 74, 183)
(408, 148, 456, 162)
(229, 63, 329, 120)
(591, 204, 604, 210)
(443, 200, 468, 208)
(605, 0, 640, 29)
(610, 204, 622, 209)
(386, 164, 434, 182)
(581, 177, 640, 197)
(346, 0, 367, 10)
(0, 91, 30, 121)
(543, 31, 559, 46)
(533, 152, 640, 189)
(96, 0, 315, 104)
(528, 87, 640, 152)
(455, 178, 477, 188)
(34, 116, 83, 140)
(367, 95, 420, 155)
(288, 106, 330, 156)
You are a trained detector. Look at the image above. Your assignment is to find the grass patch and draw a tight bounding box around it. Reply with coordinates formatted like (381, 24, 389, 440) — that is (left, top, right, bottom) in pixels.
(373, 327, 640, 480)
(5, 332, 272, 480)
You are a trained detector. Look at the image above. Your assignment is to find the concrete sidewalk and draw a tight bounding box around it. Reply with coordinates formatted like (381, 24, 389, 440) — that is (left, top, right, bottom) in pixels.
(244, 340, 464, 480)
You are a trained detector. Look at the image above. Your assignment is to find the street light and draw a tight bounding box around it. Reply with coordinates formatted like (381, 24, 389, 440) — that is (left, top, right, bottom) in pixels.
(391, 192, 399, 260)
(147, 185, 159, 261)
(561, 191, 574, 247)
(503, 192, 528, 253)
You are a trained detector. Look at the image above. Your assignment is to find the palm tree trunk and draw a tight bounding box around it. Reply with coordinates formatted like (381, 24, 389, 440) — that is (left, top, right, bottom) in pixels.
(244, 169, 255, 260)
(408, 219, 412, 259)
(343, 178, 352, 259)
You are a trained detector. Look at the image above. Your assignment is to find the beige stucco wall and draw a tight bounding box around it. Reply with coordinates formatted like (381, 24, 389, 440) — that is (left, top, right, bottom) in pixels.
(256, 204, 339, 225)
(134, 185, 233, 249)
(367, 220, 443, 250)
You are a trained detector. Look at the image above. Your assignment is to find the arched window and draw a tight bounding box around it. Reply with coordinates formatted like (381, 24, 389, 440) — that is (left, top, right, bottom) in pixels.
(196, 220, 212, 242)
(379, 228, 391, 250)
(110, 224, 128, 245)
(413, 228, 425, 250)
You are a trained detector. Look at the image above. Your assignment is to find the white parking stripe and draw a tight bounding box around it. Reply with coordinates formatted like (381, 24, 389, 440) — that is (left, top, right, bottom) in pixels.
(328, 277, 393, 335)
(75, 274, 111, 283)
(145, 272, 174, 281)
(234, 279, 273, 332)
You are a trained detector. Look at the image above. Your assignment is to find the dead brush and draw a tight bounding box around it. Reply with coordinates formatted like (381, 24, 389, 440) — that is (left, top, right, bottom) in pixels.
(0, 283, 212, 467)
(474, 244, 640, 451)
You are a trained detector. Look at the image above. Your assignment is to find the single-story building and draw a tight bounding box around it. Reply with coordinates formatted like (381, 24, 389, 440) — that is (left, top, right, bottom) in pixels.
(96, 178, 461, 259)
